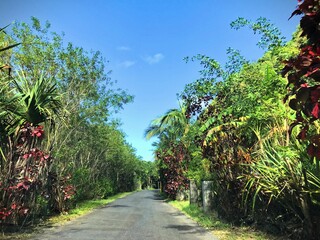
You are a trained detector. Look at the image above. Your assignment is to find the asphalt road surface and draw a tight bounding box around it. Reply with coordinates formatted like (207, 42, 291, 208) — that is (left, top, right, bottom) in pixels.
(33, 190, 218, 240)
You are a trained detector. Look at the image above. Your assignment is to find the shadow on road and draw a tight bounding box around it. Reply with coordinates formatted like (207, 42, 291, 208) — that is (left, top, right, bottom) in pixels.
(165, 224, 208, 235)
(144, 190, 165, 201)
(165, 224, 194, 231)
(107, 204, 130, 208)
(144, 195, 164, 201)
(169, 212, 184, 217)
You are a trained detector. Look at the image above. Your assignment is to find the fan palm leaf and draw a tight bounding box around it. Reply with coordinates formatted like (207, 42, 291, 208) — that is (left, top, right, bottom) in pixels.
(0, 70, 62, 134)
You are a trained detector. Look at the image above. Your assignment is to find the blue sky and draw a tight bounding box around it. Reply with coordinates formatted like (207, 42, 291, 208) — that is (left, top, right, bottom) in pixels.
(2, 0, 300, 161)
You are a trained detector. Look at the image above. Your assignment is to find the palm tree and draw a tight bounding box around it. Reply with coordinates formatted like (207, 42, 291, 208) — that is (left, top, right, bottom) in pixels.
(0, 71, 61, 132)
(145, 104, 193, 198)
(144, 104, 190, 143)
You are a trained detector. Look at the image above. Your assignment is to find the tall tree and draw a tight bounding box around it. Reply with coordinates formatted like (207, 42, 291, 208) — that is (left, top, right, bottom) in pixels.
(145, 105, 191, 198)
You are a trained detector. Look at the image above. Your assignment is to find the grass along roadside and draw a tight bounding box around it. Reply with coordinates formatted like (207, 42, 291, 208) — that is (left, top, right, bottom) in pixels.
(48, 191, 133, 224)
(0, 191, 133, 239)
(169, 200, 285, 240)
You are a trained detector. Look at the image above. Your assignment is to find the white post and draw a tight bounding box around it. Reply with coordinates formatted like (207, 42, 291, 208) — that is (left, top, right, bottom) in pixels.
(202, 181, 213, 213)
(190, 180, 198, 204)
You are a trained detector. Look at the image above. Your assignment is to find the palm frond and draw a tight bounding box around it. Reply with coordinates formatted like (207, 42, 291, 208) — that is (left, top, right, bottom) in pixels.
(0, 70, 62, 135)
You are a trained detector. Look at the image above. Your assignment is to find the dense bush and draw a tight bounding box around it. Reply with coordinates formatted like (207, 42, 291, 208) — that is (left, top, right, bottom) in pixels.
(0, 19, 158, 226)
(147, 1, 320, 238)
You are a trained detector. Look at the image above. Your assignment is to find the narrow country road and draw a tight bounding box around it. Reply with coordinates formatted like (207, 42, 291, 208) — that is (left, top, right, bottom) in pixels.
(32, 190, 218, 240)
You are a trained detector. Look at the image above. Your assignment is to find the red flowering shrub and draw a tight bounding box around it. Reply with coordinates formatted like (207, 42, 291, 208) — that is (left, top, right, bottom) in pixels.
(282, 1, 320, 238)
(0, 123, 75, 225)
(283, 0, 320, 158)
(156, 144, 189, 199)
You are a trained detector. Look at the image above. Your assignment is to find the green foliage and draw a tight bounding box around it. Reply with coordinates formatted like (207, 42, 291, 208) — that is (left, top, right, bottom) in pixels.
(148, 11, 320, 238)
(1, 71, 61, 128)
(0, 19, 148, 227)
(230, 17, 285, 50)
(179, 54, 225, 116)
(145, 105, 190, 141)
(0, 76, 64, 225)
(145, 105, 192, 198)
(135, 160, 158, 189)
(170, 200, 277, 240)
(225, 47, 249, 75)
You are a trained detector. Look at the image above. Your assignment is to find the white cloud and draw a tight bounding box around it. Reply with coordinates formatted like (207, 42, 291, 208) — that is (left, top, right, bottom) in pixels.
(143, 53, 164, 64)
(120, 60, 136, 68)
(117, 46, 131, 51)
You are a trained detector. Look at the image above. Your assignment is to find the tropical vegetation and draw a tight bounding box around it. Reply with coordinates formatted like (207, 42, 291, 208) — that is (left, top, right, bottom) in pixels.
(2, 1, 320, 239)
(0, 18, 157, 227)
(145, 1, 320, 239)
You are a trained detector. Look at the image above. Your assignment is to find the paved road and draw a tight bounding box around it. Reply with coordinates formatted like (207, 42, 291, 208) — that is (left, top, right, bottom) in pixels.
(33, 190, 218, 240)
